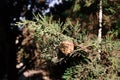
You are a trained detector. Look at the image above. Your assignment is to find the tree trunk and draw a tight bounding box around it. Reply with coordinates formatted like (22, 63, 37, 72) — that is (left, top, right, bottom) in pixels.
(98, 0, 102, 43)
(0, 1, 18, 80)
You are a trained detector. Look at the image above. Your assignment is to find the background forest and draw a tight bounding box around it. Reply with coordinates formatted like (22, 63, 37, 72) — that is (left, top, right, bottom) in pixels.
(0, 0, 120, 80)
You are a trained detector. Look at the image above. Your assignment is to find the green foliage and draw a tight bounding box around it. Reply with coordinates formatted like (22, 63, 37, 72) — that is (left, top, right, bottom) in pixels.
(16, 1, 120, 79)
(83, 0, 96, 7)
(16, 13, 120, 79)
(17, 14, 84, 61)
(115, 20, 120, 36)
(101, 36, 120, 54)
(102, 0, 120, 37)
(62, 50, 120, 80)
(62, 64, 103, 80)
(73, 0, 81, 12)
(62, 18, 88, 42)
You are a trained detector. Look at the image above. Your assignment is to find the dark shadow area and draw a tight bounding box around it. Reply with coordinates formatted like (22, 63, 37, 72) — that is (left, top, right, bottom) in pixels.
(0, 0, 19, 80)
(49, 50, 91, 79)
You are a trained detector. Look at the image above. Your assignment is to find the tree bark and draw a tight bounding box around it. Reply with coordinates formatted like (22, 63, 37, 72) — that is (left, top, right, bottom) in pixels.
(98, 0, 102, 43)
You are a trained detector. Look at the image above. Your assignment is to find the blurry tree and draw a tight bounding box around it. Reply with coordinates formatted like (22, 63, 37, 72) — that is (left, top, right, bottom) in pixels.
(0, 0, 120, 79)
